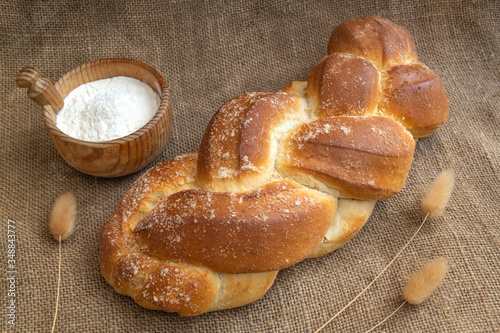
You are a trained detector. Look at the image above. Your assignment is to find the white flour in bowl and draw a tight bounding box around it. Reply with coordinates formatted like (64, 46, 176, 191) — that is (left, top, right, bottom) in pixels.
(56, 76, 160, 142)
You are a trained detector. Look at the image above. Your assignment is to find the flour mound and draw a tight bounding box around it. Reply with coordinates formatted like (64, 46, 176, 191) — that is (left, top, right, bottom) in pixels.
(56, 76, 160, 142)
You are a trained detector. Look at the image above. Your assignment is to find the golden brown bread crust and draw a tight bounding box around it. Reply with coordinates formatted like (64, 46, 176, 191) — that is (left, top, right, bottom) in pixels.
(328, 16, 418, 70)
(196, 92, 267, 192)
(307, 198, 376, 258)
(100, 153, 281, 316)
(307, 53, 380, 117)
(325, 16, 448, 137)
(379, 63, 449, 137)
(278, 116, 415, 200)
(197, 92, 306, 192)
(100, 16, 449, 316)
(133, 179, 336, 274)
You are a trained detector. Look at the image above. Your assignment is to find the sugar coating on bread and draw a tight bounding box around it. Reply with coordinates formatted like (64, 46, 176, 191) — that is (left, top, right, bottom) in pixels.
(100, 16, 449, 316)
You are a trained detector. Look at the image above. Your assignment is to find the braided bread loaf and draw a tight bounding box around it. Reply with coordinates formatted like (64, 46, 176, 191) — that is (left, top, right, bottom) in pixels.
(99, 16, 448, 316)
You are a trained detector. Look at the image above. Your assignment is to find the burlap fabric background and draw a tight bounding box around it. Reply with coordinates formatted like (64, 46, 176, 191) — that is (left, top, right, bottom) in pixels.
(1, 0, 499, 332)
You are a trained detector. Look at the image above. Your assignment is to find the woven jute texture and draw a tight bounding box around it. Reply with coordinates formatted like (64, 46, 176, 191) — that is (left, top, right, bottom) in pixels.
(1, 0, 499, 332)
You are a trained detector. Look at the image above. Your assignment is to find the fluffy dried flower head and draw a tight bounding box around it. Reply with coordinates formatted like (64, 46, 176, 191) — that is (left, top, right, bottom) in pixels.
(421, 169, 455, 219)
(49, 192, 76, 241)
(402, 257, 449, 305)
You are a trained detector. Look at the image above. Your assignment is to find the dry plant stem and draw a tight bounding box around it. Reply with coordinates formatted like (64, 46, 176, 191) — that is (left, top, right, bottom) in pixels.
(314, 213, 430, 333)
(51, 235, 62, 333)
(365, 301, 407, 333)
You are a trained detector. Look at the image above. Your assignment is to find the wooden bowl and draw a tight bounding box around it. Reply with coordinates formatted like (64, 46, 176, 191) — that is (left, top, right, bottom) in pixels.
(16, 59, 172, 177)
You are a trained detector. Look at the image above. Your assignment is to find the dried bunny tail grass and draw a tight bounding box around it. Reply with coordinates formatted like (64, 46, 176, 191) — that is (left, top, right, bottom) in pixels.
(365, 301, 406, 333)
(402, 257, 449, 304)
(315, 170, 455, 333)
(421, 169, 455, 219)
(49, 192, 76, 333)
(365, 258, 449, 333)
(49, 192, 76, 240)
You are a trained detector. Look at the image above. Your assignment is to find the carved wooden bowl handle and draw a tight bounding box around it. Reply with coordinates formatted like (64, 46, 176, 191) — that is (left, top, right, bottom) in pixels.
(16, 66, 64, 112)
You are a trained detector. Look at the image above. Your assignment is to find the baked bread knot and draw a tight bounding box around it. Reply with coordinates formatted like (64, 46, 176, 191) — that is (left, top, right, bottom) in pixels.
(100, 16, 448, 316)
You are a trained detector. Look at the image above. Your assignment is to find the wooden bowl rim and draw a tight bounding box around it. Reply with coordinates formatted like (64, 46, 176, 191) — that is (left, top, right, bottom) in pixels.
(42, 57, 171, 148)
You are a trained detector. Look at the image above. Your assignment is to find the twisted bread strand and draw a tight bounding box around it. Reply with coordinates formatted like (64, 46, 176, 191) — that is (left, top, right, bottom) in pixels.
(100, 16, 448, 316)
